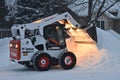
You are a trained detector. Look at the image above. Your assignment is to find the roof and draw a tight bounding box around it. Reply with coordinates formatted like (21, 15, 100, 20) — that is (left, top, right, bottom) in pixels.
(105, 2, 120, 19)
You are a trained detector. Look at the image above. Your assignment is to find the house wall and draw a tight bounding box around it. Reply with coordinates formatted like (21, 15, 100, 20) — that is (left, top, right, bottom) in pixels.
(68, 6, 113, 30)
(113, 20, 120, 34)
(78, 14, 113, 30)
(92, 14, 113, 30)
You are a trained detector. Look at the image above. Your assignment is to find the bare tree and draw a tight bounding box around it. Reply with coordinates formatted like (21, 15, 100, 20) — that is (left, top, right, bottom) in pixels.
(90, 0, 120, 23)
(5, 0, 120, 25)
(70, 0, 120, 24)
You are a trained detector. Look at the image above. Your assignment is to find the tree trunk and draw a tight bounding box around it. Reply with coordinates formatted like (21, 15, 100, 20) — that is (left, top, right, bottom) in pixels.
(88, 0, 92, 23)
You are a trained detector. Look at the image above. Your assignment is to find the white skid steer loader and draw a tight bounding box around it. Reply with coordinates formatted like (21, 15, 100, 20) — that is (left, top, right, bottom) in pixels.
(10, 12, 93, 71)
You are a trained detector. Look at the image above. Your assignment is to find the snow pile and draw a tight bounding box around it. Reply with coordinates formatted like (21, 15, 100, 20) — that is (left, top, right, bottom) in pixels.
(107, 30, 120, 40)
(97, 28, 120, 66)
(0, 38, 12, 68)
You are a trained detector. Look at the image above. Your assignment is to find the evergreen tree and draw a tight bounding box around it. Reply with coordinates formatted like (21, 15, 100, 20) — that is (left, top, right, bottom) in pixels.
(0, 0, 8, 24)
(14, 0, 70, 24)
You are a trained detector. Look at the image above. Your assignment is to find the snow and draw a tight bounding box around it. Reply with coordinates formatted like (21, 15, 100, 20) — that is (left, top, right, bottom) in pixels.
(104, 11, 117, 19)
(107, 2, 120, 18)
(107, 29, 120, 40)
(0, 28, 120, 80)
(97, 28, 120, 66)
(5, 0, 16, 10)
(0, 38, 12, 68)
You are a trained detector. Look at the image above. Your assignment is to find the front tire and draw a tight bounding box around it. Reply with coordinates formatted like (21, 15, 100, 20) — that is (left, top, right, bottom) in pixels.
(60, 52, 76, 70)
(33, 53, 52, 71)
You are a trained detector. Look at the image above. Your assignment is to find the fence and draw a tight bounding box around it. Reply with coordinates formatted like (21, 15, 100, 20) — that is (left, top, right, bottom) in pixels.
(0, 26, 11, 38)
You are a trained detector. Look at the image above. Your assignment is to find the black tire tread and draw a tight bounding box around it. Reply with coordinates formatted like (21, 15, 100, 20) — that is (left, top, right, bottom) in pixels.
(33, 53, 52, 71)
(59, 52, 76, 70)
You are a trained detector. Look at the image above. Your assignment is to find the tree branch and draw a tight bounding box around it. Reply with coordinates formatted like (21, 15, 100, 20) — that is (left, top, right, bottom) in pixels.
(96, 0, 120, 20)
(88, 0, 93, 22)
(17, 5, 39, 14)
(74, 2, 88, 6)
(91, 0, 98, 16)
(96, 0, 106, 18)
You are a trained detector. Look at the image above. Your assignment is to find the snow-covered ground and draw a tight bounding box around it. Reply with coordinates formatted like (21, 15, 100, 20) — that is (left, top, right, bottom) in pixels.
(0, 28, 120, 80)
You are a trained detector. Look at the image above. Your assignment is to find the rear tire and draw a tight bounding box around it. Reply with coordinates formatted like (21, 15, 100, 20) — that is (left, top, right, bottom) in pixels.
(60, 52, 76, 70)
(33, 53, 52, 71)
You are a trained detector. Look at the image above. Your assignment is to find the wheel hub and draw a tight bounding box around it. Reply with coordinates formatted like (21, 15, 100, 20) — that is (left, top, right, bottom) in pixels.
(39, 57, 49, 67)
(41, 59, 46, 65)
(64, 56, 72, 65)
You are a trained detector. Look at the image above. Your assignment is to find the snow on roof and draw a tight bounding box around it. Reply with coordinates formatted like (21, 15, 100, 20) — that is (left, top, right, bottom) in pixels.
(104, 11, 117, 19)
(117, 8, 120, 18)
(106, 2, 120, 19)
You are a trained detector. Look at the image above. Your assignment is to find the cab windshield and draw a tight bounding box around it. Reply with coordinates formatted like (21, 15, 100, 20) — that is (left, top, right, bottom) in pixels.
(44, 22, 66, 47)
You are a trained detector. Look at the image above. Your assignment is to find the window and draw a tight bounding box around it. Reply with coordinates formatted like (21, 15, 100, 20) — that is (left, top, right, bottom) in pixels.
(25, 29, 40, 38)
(44, 22, 66, 48)
(17, 29, 20, 36)
(96, 20, 105, 30)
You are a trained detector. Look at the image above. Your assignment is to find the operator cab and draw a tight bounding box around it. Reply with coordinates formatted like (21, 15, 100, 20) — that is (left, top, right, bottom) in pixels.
(44, 22, 66, 50)
(11, 20, 69, 51)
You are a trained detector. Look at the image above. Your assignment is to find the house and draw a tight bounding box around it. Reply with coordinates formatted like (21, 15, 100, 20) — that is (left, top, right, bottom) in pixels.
(68, 1, 120, 34)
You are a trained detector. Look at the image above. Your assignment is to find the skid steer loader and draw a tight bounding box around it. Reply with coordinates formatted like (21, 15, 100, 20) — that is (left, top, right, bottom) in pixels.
(9, 12, 97, 71)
